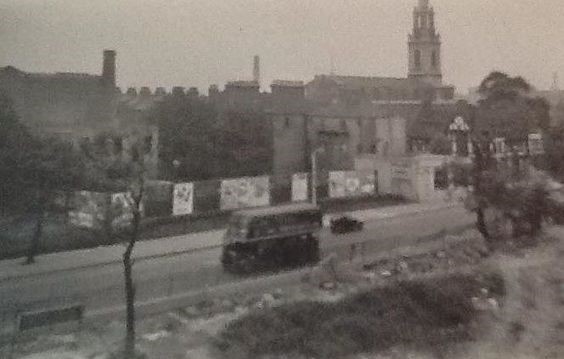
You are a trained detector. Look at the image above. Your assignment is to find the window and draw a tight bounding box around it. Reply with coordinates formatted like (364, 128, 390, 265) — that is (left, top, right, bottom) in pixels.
(414, 50, 421, 69)
(431, 51, 438, 68)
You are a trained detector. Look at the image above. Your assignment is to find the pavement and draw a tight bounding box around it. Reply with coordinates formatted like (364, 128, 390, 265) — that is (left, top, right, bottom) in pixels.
(0, 201, 461, 282)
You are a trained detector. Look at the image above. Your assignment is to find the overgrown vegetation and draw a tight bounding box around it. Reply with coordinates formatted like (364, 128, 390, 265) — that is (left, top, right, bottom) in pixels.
(215, 273, 504, 359)
(155, 95, 272, 181)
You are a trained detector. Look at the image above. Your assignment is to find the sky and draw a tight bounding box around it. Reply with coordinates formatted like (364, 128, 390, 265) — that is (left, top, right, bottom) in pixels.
(1, 0, 563, 94)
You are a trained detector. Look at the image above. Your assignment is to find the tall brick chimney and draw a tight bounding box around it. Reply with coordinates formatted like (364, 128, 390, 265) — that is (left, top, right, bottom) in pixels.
(102, 50, 116, 87)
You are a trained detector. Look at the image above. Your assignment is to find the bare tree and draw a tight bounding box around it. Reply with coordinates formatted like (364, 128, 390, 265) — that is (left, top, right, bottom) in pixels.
(93, 143, 146, 359)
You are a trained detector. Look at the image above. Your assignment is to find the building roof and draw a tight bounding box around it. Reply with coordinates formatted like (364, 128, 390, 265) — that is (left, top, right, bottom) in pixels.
(310, 74, 419, 90)
(234, 202, 320, 217)
(225, 80, 260, 88)
(0, 66, 101, 83)
(271, 80, 304, 88)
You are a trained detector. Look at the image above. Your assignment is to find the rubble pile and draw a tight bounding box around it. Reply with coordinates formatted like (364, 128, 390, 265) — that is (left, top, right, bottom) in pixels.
(363, 230, 491, 279)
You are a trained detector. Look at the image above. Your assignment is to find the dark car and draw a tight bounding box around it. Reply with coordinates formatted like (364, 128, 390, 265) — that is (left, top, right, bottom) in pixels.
(330, 215, 364, 234)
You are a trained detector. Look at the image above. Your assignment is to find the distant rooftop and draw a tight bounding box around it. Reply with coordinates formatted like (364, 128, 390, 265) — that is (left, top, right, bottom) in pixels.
(271, 80, 304, 88)
(0, 66, 101, 83)
(312, 74, 415, 89)
(225, 80, 260, 88)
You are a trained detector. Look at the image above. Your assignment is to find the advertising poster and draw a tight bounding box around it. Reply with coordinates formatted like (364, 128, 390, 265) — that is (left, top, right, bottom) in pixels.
(345, 173, 361, 194)
(291, 173, 309, 202)
(358, 172, 376, 195)
(110, 192, 144, 229)
(528, 133, 544, 155)
(172, 182, 194, 216)
(220, 176, 270, 210)
(329, 171, 375, 198)
(69, 191, 107, 229)
(328, 171, 346, 198)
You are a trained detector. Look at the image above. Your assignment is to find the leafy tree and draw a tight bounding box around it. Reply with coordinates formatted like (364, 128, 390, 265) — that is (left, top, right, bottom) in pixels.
(467, 133, 552, 243)
(476, 72, 550, 143)
(155, 95, 221, 180)
(217, 111, 273, 177)
(0, 94, 34, 215)
(0, 93, 86, 263)
(428, 134, 452, 155)
(155, 96, 273, 180)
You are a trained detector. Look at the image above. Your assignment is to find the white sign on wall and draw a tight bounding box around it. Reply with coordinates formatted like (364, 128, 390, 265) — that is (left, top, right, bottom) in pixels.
(328, 171, 375, 198)
(528, 133, 544, 155)
(291, 173, 309, 202)
(172, 182, 194, 216)
(220, 176, 270, 210)
(328, 171, 347, 198)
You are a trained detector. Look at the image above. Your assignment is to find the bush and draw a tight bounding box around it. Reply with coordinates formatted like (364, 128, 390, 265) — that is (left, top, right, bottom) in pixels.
(216, 273, 500, 358)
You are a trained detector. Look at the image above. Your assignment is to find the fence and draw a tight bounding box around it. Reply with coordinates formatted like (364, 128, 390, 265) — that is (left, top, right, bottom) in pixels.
(69, 170, 380, 230)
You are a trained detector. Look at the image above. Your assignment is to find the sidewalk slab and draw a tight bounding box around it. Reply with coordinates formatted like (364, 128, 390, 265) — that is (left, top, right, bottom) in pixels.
(0, 201, 460, 282)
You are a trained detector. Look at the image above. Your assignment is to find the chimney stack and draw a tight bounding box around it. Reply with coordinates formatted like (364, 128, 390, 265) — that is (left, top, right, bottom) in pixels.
(253, 55, 260, 84)
(102, 50, 116, 87)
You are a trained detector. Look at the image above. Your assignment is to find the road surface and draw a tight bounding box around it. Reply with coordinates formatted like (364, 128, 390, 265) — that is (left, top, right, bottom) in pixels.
(0, 206, 473, 321)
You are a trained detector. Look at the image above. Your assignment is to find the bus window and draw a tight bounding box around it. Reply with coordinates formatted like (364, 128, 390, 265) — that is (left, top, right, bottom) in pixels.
(227, 215, 249, 237)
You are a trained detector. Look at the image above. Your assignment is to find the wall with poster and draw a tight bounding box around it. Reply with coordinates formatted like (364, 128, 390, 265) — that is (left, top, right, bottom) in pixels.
(172, 182, 194, 216)
(391, 159, 415, 200)
(328, 171, 376, 198)
(69, 191, 108, 229)
(143, 180, 173, 217)
(291, 173, 309, 202)
(220, 176, 270, 210)
(110, 192, 145, 230)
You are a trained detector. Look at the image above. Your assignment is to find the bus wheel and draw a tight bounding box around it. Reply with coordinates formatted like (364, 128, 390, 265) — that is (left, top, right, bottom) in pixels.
(235, 256, 254, 274)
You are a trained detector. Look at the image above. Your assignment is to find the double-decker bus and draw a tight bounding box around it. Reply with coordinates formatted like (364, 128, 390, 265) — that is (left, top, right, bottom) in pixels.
(221, 203, 322, 273)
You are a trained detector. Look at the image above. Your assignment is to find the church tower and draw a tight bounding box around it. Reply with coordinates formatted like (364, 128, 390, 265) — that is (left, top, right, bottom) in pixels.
(408, 0, 442, 85)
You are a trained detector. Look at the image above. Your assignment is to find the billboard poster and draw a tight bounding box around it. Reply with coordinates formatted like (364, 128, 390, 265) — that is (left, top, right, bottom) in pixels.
(358, 172, 376, 194)
(329, 171, 375, 198)
(291, 173, 309, 202)
(172, 182, 194, 216)
(69, 191, 107, 229)
(528, 133, 544, 155)
(328, 171, 346, 198)
(110, 192, 145, 229)
(220, 176, 270, 210)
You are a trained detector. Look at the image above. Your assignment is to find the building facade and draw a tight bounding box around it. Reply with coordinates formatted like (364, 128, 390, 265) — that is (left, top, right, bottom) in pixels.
(0, 50, 160, 177)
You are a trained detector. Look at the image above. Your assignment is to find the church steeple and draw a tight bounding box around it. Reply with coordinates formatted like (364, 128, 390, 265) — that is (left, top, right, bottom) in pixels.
(408, 0, 442, 85)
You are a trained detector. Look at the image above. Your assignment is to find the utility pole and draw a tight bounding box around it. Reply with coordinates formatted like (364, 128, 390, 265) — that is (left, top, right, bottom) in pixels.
(311, 147, 323, 206)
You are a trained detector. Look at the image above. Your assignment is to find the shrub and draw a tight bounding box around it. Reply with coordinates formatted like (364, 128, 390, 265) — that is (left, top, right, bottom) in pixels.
(216, 273, 499, 358)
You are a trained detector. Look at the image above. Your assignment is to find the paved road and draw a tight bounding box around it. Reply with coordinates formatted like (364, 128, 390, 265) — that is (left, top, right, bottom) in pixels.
(0, 206, 473, 321)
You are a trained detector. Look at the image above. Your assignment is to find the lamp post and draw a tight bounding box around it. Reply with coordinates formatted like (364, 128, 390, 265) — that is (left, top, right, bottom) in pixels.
(311, 147, 323, 206)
